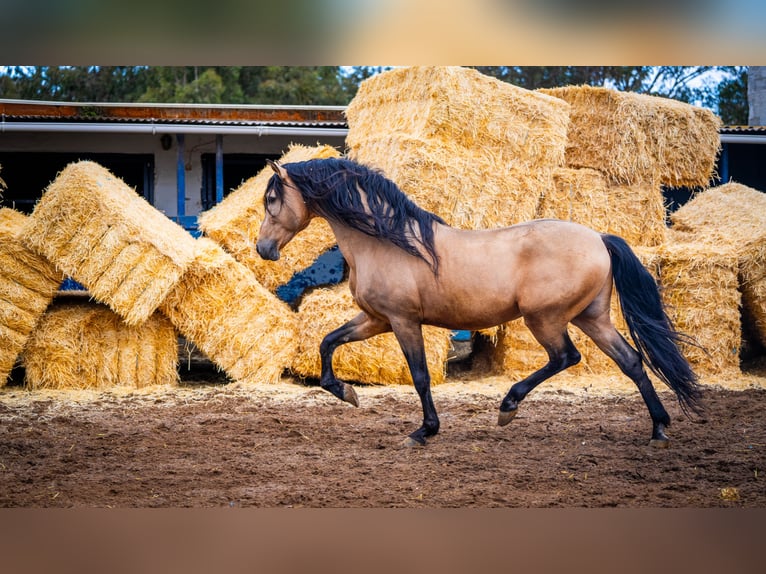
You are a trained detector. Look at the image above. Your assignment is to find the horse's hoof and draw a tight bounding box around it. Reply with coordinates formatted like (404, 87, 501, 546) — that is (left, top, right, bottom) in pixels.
(401, 436, 425, 448)
(342, 383, 359, 407)
(497, 408, 518, 427)
(649, 438, 670, 449)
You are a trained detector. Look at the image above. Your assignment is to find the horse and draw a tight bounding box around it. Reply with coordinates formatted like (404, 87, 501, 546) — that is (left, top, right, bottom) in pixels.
(256, 157, 703, 448)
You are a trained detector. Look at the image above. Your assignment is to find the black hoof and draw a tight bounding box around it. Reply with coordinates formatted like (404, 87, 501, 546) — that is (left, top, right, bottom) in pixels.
(497, 407, 518, 427)
(342, 383, 359, 407)
(401, 436, 426, 448)
(649, 423, 670, 448)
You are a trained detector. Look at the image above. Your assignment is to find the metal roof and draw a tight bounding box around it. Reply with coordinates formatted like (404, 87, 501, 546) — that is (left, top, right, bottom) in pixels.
(0, 99, 348, 129)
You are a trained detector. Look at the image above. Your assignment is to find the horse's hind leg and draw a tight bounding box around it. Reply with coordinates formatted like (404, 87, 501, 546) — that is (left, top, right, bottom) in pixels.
(573, 313, 671, 448)
(498, 318, 581, 426)
(319, 312, 391, 406)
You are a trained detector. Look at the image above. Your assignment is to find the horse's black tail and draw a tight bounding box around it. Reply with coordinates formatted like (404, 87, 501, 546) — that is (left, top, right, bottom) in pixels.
(601, 234, 704, 417)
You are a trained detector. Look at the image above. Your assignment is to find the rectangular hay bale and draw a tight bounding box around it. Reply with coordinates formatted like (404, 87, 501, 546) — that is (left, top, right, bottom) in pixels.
(293, 283, 451, 386)
(21, 301, 179, 390)
(0, 208, 64, 386)
(159, 237, 299, 385)
(347, 66, 570, 168)
(670, 182, 766, 348)
(23, 161, 197, 325)
(540, 168, 667, 246)
(539, 85, 722, 187)
(348, 135, 550, 229)
(198, 143, 341, 292)
(346, 66, 570, 230)
(656, 240, 742, 375)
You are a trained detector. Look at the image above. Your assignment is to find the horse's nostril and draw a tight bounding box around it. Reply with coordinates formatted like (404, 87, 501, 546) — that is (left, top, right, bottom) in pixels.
(256, 239, 279, 261)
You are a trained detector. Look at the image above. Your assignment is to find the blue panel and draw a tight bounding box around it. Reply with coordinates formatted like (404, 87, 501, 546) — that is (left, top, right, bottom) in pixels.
(276, 245, 346, 305)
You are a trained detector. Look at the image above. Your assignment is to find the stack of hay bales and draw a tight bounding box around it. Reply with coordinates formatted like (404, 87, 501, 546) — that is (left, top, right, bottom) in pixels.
(198, 143, 341, 292)
(292, 284, 450, 386)
(670, 181, 766, 354)
(22, 160, 298, 388)
(22, 301, 179, 390)
(494, 84, 723, 382)
(159, 237, 298, 385)
(0, 208, 64, 386)
(346, 66, 571, 229)
(24, 161, 198, 326)
(538, 85, 721, 246)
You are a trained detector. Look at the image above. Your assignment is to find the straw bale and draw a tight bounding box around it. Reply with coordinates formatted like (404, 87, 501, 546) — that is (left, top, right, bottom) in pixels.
(347, 66, 570, 168)
(0, 208, 64, 386)
(159, 237, 298, 385)
(23, 161, 197, 326)
(22, 301, 178, 390)
(346, 66, 570, 229)
(349, 135, 550, 229)
(292, 283, 451, 386)
(198, 143, 341, 292)
(656, 240, 742, 375)
(539, 85, 721, 187)
(540, 168, 667, 246)
(670, 182, 766, 347)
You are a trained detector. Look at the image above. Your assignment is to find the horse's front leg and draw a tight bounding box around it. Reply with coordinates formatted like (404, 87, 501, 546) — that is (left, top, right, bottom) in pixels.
(391, 320, 439, 447)
(319, 312, 390, 407)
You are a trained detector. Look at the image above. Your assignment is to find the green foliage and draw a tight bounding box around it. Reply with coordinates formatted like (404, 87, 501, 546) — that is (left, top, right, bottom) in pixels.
(0, 66, 748, 122)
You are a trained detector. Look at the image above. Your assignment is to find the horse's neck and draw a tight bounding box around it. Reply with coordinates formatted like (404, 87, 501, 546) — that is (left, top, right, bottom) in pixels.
(324, 218, 370, 270)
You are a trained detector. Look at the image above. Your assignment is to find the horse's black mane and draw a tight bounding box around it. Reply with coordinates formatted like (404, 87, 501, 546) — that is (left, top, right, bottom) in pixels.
(267, 157, 446, 271)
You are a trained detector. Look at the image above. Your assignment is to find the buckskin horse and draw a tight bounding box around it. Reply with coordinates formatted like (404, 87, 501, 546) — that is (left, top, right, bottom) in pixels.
(256, 157, 702, 447)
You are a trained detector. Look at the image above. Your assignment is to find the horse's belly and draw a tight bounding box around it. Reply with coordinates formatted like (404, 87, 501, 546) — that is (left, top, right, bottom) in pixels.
(421, 292, 521, 331)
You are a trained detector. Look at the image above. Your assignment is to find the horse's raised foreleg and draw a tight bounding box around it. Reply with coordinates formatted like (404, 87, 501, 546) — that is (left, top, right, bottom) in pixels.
(319, 311, 391, 407)
(498, 321, 581, 426)
(391, 320, 439, 447)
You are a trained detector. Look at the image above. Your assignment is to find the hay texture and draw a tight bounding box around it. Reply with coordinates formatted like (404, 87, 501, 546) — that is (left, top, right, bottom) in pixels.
(24, 161, 197, 326)
(159, 237, 298, 385)
(656, 239, 742, 375)
(0, 208, 64, 386)
(198, 143, 341, 292)
(670, 182, 766, 347)
(293, 283, 451, 386)
(346, 66, 570, 229)
(539, 168, 667, 246)
(22, 301, 178, 390)
(539, 85, 721, 188)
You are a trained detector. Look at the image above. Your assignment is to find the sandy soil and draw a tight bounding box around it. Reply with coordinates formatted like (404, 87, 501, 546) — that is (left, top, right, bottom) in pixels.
(1, 361, 764, 508)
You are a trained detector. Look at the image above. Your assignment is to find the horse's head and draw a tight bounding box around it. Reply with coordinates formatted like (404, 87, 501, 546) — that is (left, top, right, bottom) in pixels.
(255, 159, 313, 261)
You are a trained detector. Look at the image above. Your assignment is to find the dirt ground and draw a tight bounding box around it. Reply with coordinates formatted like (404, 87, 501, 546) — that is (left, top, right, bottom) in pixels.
(0, 358, 764, 508)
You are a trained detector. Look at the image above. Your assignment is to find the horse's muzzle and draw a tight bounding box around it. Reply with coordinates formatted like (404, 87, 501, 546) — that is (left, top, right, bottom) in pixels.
(256, 238, 280, 261)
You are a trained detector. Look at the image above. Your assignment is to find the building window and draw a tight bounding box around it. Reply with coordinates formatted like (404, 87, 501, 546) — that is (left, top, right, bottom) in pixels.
(0, 152, 154, 213)
(200, 153, 278, 211)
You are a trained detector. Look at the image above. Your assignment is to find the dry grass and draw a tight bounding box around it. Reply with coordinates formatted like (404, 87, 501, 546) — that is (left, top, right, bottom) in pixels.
(23, 161, 197, 326)
(159, 237, 298, 385)
(22, 300, 178, 390)
(0, 208, 64, 386)
(540, 85, 721, 187)
(198, 143, 341, 292)
(292, 283, 451, 386)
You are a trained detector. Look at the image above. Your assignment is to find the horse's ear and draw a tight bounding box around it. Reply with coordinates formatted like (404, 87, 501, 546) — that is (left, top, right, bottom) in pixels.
(266, 159, 287, 180)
